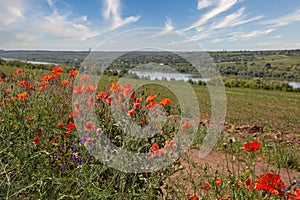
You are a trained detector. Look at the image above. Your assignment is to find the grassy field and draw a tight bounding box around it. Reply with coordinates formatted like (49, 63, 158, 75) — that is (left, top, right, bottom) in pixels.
(98, 76, 300, 134)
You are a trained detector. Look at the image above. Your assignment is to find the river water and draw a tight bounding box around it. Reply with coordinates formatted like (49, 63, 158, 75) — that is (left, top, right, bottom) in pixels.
(130, 70, 300, 88)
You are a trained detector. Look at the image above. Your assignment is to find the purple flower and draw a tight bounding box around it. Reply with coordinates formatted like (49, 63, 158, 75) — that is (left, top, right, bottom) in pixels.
(55, 153, 60, 158)
(71, 146, 77, 151)
(78, 158, 83, 166)
(88, 154, 93, 159)
(60, 143, 64, 147)
(61, 166, 67, 172)
(71, 156, 78, 162)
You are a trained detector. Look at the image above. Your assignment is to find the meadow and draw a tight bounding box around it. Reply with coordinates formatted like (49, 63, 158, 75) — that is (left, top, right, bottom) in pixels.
(0, 64, 299, 199)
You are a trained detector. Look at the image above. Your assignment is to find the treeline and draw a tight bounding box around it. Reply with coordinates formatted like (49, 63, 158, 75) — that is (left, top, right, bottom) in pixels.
(193, 77, 300, 92)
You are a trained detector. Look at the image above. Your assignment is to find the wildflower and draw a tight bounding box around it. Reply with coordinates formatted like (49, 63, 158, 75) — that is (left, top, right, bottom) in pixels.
(96, 91, 107, 100)
(84, 137, 94, 146)
(110, 81, 119, 91)
(243, 141, 261, 152)
(152, 143, 159, 151)
(55, 153, 60, 158)
(86, 85, 97, 92)
(0, 77, 2, 82)
(57, 123, 65, 127)
(16, 69, 24, 74)
(106, 96, 112, 104)
(33, 137, 40, 145)
(16, 92, 29, 99)
(52, 66, 63, 74)
(79, 75, 88, 81)
(160, 98, 171, 106)
(67, 122, 76, 131)
(146, 94, 156, 103)
(84, 121, 95, 132)
(71, 146, 77, 151)
(216, 177, 222, 186)
(50, 138, 58, 143)
(147, 101, 157, 110)
(61, 166, 67, 172)
(127, 109, 135, 115)
(74, 85, 85, 95)
(287, 188, 300, 199)
(254, 173, 285, 197)
(87, 95, 94, 106)
(165, 140, 176, 151)
(28, 116, 33, 121)
(61, 80, 71, 87)
(134, 97, 142, 103)
(68, 70, 79, 78)
(181, 121, 191, 130)
(237, 181, 243, 188)
(71, 155, 78, 162)
(200, 183, 210, 189)
(133, 102, 141, 109)
(187, 194, 199, 200)
(96, 128, 102, 135)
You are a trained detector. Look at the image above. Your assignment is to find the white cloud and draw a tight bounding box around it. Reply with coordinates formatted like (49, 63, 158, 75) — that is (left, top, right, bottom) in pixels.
(197, 0, 219, 10)
(0, 0, 26, 27)
(184, 0, 239, 31)
(262, 8, 300, 27)
(102, 0, 140, 30)
(241, 28, 275, 39)
(37, 0, 98, 40)
(211, 7, 263, 29)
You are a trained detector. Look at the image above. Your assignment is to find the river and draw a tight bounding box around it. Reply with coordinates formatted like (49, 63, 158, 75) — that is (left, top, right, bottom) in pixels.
(130, 70, 300, 89)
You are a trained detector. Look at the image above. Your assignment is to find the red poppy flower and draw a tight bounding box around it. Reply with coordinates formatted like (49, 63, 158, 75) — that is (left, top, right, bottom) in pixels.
(57, 123, 65, 127)
(152, 143, 159, 151)
(33, 137, 40, 145)
(28, 116, 33, 121)
(110, 81, 119, 91)
(74, 85, 85, 95)
(134, 97, 142, 103)
(146, 94, 156, 103)
(67, 123, 76, 131)
(243, 141, 261, 152)
(127, 109, 135, 115)
(216, 177, 222, 186)
(68, 70, 79, 78)
(80, 75, 88, 81)
(181, 121, 191, 130)
(52, 66, 63, 74)
(84, 121, 95, 132)
(160, 98, 171, 106)
(200, 183, 210, 189)
(106, 96, 112, 104)
(16, 69, 24, 74)
(187, 194, 199, 200)
(147, 101, 157, 110)
(254, 173, 285, 197)
(15, 92, 29, 99)
(61, 80, 71, 87)
(86, 85, 97, 92)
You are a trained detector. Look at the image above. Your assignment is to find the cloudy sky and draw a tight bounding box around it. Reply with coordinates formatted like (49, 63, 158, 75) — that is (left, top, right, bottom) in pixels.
(0, 0, 300, 51)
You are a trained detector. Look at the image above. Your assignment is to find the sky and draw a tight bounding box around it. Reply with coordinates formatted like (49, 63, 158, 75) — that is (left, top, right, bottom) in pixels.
(0, 0, 300, 51)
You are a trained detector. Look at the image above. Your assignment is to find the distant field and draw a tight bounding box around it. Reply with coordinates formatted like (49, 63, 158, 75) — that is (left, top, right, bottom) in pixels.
(97, 76, 300, 134)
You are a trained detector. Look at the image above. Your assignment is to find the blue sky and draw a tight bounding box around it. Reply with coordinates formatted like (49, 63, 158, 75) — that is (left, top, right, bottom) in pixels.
(0, 0, 300, 51)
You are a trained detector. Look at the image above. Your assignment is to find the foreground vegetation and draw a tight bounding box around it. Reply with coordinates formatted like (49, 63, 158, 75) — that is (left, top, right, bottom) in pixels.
(0, 64, 299, 199)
